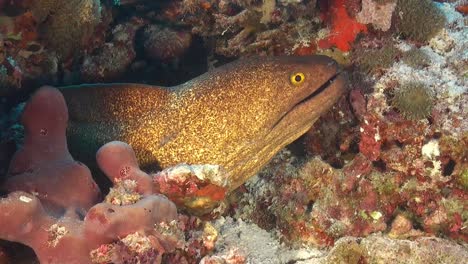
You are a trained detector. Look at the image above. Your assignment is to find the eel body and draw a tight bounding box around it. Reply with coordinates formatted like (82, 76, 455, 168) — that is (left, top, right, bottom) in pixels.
(60, 56, 347, 190)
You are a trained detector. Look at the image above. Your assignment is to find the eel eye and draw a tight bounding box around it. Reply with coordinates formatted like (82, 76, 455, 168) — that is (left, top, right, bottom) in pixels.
(290, 72, 305, 86)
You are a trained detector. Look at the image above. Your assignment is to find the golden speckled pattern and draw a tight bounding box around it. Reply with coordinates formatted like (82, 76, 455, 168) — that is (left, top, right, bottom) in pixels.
(61, 56, 347, 190)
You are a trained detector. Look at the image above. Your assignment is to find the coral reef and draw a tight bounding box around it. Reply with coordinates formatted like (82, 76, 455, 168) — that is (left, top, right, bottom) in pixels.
(0, 0, 467, 263)
(229, 0, 467, 252)
(96, 141, 228, 216)
(155, 0, 320, 57)
(325, 235, 468, 263)
(80, 17, 145, 82)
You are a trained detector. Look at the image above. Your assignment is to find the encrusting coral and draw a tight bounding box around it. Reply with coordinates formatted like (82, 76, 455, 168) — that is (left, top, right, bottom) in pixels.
(0, 86, 180, 264)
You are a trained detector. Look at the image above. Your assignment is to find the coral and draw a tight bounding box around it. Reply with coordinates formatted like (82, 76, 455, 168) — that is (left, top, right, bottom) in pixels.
(439, 133, 468, 190)
(142, 25, 192, 63)
(157, 0, 319, 57)
(429, 28, 455, 54)
(392, 82, 434, 120)
(0, 191, 178, 264)
(80, 18, 144, 82)
(31, 0, 102, 59)
(153, 164, 228, 216)
(0, 11, 60, 95)
(356, 0, 397, 32)
(0, 86, 181, 263)
(395, 0, 446, 42)
(96, 141, 155, 196)
(318, 0, 368, 51)
(402, 48, 431, 69)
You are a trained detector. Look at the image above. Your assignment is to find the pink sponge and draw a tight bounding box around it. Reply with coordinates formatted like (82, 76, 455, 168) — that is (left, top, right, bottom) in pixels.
(0, 86, 180, 263)
(4, 86, 100, 214)
(96, 141, 154, 195)
(0, 191, 178, 263)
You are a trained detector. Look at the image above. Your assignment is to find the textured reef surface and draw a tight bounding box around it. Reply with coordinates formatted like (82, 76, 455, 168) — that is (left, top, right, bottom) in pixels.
(0, 0, 467, 263)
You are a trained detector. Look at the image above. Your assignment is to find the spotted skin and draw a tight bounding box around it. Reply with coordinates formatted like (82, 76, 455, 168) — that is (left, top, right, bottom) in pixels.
(61, 56, 347, 190)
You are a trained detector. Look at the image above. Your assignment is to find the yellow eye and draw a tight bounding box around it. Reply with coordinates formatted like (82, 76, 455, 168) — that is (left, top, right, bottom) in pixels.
(290, 72, 305, 86)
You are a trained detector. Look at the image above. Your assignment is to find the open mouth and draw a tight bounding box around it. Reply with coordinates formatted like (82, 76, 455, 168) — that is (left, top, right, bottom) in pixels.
(271, 71, 343, 129)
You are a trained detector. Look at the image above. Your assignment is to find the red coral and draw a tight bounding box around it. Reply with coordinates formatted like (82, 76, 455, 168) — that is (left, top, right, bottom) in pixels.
(358, 114, 382, 161)
(318, 0, 368, 51)
(153, 164, 228, 216)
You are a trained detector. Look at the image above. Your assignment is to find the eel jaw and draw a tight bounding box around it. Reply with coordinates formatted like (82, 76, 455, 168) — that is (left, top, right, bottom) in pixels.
(226, 71, 347, 191)
(271, 71, 346, 131)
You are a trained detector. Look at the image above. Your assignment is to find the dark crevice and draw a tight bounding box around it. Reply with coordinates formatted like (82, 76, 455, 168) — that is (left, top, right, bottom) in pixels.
(443, 159, 456, 176)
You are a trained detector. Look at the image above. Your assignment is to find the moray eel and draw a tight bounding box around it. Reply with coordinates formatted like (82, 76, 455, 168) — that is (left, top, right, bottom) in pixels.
(60, 56, 347, 191)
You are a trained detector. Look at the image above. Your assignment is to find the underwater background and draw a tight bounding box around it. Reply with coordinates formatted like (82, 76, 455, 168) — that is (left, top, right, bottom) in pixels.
(0, 0, 467, 263)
